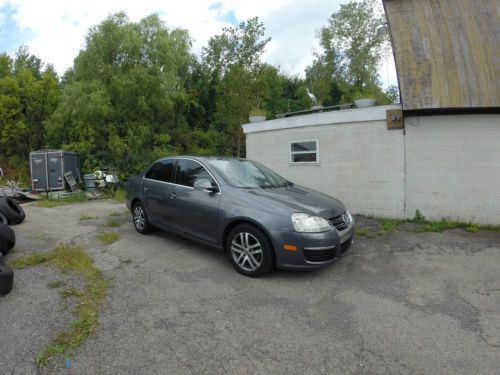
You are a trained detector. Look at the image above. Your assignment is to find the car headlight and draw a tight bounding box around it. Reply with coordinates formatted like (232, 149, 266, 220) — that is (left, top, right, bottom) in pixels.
(291, 213, 331, 233)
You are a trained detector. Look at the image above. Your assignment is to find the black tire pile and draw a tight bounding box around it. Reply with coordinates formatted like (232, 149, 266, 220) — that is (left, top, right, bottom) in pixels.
(0, 196, 25, 296)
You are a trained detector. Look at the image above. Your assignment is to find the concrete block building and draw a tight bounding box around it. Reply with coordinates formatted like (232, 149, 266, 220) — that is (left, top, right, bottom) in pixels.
(243, 0, 500, 224)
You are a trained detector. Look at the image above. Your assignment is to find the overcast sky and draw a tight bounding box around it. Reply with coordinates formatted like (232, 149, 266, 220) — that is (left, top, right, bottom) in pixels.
(0, 0, 397, 86)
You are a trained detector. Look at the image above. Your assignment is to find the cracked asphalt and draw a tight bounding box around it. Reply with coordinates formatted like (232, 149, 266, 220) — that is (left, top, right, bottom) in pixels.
(0, 201, 499, 374)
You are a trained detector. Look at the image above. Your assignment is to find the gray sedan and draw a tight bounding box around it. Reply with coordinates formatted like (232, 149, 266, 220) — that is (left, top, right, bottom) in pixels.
(126, 156, 355, 276)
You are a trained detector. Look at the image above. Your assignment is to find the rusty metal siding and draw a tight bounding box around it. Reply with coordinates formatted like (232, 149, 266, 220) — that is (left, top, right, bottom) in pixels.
(383, 0, 500, 111)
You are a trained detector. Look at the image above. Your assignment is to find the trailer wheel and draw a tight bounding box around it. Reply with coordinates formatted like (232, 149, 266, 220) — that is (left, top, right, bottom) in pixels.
(0, 223, 15, 255)
(0, 197, 25, 225)
(0, 264, 14, 295)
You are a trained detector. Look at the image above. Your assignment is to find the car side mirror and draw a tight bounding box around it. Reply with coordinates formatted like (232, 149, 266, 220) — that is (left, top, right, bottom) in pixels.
(193, 178, 218, 192)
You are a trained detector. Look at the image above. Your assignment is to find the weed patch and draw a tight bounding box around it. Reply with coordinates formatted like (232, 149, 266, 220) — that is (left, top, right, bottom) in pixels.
(79, 211, 97, 220)
(97, 232, 120, 244)
(33, 193, 88, 208)
(102, 218, 120, 228)
(381, 218, 402, 233)
(7, 244, 109, 367)
(108, 210, 126, 216)
(355, 227, 378, 238)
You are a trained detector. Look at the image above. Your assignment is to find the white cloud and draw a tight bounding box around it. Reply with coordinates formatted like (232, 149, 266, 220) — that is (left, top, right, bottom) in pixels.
(1, 0, 397, 85)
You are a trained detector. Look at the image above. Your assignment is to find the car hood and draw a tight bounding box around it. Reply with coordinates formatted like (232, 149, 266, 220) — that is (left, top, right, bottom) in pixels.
(246, 184, 346, 218)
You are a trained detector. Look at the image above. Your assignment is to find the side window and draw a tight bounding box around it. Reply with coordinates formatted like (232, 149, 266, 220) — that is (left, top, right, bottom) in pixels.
(145, 160, 175, 183)
(175, 159, 212, 187)
(290, 140, 319, 163)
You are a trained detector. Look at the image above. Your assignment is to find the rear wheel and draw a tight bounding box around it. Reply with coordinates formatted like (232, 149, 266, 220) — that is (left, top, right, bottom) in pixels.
(132, 202, 153, 234)
(227, 224, 274, 277)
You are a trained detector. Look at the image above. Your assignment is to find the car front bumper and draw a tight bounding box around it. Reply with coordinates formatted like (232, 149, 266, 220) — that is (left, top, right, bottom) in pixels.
(270, 220, 355, 270)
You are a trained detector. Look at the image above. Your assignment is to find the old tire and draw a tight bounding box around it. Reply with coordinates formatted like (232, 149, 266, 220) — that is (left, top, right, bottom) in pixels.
(132, 202, 153, 234)
(0, 264, 14, 295)
(0, 197, 25, 225)
(0, 212, 7, 225)
(226, 224, 274, 277)
(0, 223, 15, 255)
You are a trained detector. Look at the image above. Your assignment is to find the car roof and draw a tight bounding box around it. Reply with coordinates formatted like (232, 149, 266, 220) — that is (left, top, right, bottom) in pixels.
(162, 155, 246, 162)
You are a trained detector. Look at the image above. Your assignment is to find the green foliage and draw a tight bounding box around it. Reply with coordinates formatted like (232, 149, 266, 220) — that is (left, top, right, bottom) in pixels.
(381, 218, 402, 233)
(0, 49, 60, 159)
(102, 218, 120, 228)
(355, 227, 378, 238)
(45, 13, 192, 174)
(412, 209, 427, 224)
(2, 8, 399, 178)
(32, 192, 88, 207)
(96, 232, 120, 244)
(307, 0, 395, 105)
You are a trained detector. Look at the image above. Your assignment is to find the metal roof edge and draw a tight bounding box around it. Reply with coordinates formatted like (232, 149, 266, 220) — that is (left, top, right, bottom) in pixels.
(242, 104, 401, 134)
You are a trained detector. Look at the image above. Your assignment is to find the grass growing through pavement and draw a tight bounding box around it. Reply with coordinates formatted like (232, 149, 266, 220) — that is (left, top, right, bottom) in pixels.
(7, 244, 109, 367)
(33, 192, 88, 208)
(102, 218, 120, 228)
(355, 227, 378, 238)
(79, 211, 97, 220)
(357, 210, 500, 235)
(381, 219, 401, 233)
(108, 210, 126, 216)
(112, 188, 126, 203)
(96, 232, 120, 244)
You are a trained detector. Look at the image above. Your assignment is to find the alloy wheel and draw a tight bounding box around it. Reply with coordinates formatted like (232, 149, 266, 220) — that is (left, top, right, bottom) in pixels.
(230, 232, 263, 272)
(133, 205, 145, 231)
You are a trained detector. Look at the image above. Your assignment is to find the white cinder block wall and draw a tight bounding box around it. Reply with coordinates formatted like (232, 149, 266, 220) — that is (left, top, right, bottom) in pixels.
(244, 108, 500, 224)
(244, 105, 406, 219)
(405, 114, 500, 224)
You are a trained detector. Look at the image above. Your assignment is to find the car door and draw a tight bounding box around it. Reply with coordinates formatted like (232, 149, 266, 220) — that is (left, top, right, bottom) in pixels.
(169, 159, 221, 245)
(142, 160, 175, 227)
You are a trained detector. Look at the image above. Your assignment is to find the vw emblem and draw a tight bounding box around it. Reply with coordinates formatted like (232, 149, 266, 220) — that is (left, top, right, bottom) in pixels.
(342, 213, 350, 224)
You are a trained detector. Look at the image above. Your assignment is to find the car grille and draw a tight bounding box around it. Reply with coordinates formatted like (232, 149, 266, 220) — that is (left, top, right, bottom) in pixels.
(329, 214, 348, 231)
(303, 247, 336, 262)
(341, 236, 353, 254)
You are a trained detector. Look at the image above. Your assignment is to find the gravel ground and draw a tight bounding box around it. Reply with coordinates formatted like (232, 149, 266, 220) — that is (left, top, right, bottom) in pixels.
(0, 201, 499, 374)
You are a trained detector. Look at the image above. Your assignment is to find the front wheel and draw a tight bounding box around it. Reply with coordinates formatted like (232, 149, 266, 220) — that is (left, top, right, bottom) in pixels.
(226, 224, 274, 277)
(132, 202, 153, 234)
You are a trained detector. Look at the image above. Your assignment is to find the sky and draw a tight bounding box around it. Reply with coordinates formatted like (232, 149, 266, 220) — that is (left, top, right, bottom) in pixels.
(0, 0, 397, 87)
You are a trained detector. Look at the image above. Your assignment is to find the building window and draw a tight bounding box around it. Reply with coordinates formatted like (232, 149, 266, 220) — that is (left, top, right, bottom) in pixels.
(290, 140, 319, 163)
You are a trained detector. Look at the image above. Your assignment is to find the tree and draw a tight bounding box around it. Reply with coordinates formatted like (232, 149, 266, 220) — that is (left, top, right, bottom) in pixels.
(46, 13, 193, 174)
(0, 48, 60, 159)
(318, 0, 389, 95)
(202, 17, 270, 156)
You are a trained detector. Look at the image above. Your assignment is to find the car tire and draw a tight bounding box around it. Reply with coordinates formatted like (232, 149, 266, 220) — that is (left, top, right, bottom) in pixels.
(0, 197, 25, 225)
(226, 224, 274, 277)
(0, 264, 14, 295)
(132, 202, 153, 234)
(0, 223, 15, 256)
(0, 212, 7, 225)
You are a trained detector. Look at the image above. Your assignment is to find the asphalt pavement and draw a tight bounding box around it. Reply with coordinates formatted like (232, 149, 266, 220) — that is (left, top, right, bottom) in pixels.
(1, 202, 499, 374)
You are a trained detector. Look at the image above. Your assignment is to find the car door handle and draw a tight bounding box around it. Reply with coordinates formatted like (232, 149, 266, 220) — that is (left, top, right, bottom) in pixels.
(170, 193, 176, 199)
(143, 187, 149, 192)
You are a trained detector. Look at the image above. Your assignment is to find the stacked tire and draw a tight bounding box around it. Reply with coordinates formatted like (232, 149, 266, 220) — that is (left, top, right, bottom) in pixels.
(0, 196, 23, 296)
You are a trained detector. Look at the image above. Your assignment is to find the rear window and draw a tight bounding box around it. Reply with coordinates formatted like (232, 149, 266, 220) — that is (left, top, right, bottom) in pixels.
(145, 160, 175, 183)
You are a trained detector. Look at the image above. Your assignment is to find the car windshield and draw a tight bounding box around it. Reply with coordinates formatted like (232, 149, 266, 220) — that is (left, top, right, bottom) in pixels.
(207, 159, 290, 189)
